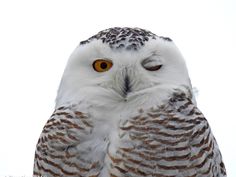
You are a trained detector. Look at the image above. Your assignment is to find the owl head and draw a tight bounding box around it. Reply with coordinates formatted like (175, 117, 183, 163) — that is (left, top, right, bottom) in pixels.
(56, 27, 193, 108)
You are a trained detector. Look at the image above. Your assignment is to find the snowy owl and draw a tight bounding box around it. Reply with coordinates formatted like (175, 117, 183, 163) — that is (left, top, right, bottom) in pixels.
(34, 27, 226, 176)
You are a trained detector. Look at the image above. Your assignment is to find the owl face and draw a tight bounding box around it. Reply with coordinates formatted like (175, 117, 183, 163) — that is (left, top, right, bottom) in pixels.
(56, 28, 191, 107)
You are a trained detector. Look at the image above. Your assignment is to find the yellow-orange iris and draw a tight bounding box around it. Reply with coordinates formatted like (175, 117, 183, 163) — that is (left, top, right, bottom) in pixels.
(93, 59, 113, 72)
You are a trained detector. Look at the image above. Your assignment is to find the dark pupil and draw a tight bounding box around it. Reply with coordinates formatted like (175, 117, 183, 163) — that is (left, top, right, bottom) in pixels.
(100, 62, 107, 69)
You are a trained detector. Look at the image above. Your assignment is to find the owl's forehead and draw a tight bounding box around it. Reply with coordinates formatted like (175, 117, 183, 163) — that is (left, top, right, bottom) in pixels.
(80, 27, 172, 51)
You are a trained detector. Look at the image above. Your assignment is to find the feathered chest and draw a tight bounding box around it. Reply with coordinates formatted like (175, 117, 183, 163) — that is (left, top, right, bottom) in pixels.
(34, 92, 226, 177)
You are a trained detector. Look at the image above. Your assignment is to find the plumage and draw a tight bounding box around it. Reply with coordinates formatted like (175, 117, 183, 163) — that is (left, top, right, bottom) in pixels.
(34, 27, 226, 176)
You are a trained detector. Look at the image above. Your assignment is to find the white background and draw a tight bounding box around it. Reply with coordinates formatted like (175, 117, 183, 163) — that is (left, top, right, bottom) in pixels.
(0, 0, 235, 176)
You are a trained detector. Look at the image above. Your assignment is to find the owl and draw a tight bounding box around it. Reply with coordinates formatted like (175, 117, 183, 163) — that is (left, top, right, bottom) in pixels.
(34, 27, 226, 177)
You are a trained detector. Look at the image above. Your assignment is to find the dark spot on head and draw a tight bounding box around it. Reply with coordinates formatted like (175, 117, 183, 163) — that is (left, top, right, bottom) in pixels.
(79, 27, 172, 51)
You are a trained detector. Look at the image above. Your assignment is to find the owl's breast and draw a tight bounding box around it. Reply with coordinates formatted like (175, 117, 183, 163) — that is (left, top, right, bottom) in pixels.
(101, 99, 223, 176)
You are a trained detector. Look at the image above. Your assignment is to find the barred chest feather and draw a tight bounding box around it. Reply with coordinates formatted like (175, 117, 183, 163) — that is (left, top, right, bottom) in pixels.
(34, 91, 226, 177)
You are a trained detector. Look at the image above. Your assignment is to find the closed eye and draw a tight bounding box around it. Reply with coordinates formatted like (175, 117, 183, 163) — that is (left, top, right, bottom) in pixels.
(144, 64, 162, 71)
(141, 58, 162, 71)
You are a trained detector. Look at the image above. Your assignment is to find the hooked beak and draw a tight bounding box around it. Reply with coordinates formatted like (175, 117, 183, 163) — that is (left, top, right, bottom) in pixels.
(123, 74, 131, 96)
(113, 66, 134, 99)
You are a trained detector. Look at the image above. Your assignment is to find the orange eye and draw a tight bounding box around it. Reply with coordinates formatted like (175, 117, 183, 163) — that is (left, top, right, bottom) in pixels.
(93, 59, 113, 72)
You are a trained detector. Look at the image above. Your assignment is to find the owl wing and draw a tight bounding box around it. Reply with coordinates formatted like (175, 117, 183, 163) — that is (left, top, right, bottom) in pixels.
(188, 108, 227, 177)
(108, 92, 227, 177)
(33, 106, 102, 177)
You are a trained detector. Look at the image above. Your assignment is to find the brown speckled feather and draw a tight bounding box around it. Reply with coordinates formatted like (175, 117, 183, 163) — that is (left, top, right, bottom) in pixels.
(34, 92, 226, 177)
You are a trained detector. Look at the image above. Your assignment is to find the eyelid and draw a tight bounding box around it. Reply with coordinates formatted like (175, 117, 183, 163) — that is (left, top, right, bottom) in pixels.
(142, 58, 162, 67)
(141, 55, 163, 71)
(144, 60, 161, 66)
(93, 58, 112, 64)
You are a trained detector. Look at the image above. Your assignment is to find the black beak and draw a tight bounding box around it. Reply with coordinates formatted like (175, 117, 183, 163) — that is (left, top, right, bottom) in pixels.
(124, 75, 131, 96)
